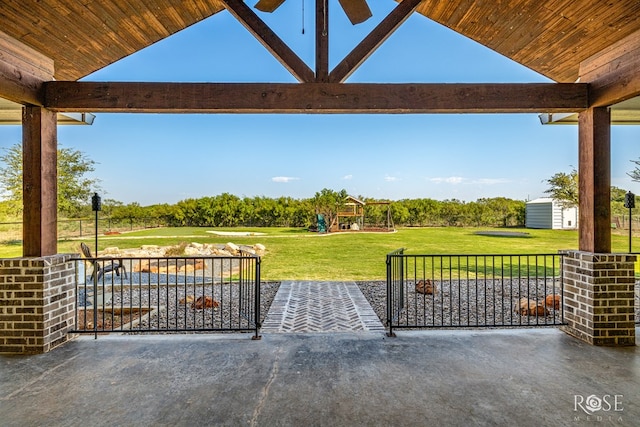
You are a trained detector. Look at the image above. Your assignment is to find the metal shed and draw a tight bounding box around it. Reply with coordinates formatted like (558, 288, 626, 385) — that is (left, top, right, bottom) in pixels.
(525, 197, 578, 229)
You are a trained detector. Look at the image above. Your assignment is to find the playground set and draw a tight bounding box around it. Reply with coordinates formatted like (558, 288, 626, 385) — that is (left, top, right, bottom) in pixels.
(315, 196, 394, 233)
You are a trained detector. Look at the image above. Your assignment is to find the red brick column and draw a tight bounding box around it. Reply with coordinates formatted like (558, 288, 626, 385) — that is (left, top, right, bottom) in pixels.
(561, 251, 636, 346)
(0, 254, 76, 354)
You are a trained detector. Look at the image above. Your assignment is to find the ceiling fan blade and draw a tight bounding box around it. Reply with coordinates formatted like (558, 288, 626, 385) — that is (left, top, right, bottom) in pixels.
(337, 0, 372, 25)
(254, 0, 286, 13)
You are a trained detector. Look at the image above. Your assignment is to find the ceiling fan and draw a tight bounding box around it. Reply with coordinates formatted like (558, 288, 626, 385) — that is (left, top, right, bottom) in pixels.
(254, 0, 372, 25)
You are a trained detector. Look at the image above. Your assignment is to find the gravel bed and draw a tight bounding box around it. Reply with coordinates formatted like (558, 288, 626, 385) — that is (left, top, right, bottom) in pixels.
(357, 279, 635, 328)
(87, 281, 280, 333)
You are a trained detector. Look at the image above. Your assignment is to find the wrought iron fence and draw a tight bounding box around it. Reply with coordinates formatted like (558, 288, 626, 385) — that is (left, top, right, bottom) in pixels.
(631, 252, 640, 325)
(71, 252, 261, 339)
(386, 250, 565, 336)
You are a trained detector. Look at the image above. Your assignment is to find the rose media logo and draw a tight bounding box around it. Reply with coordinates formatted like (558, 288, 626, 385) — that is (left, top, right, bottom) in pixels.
(573, 394, 624, 422)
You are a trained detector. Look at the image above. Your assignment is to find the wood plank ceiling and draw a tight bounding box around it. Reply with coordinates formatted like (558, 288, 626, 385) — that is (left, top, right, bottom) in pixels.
(1, 0, 640, 83)
(414, 0, 640, 83)
(0, 0, 226, 81)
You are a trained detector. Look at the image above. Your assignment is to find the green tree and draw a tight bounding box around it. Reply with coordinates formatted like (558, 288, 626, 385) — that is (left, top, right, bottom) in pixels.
(439, 199, 465, 226)
(546, 170, 631, 214)
(0, 143, 99, 217)
(101, 198, 123, 219)
(390, 201, 410, 226)
(476, 197, 525, 227)
(544, 169, 578, 208)
(611, 185, 636, 217)
(311, 188, 348, 231)
(628, 158, 640, 182)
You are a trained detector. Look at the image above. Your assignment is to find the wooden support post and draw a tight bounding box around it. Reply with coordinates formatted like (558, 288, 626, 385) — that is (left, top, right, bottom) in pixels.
(316, 0, 329, 82)
(22, 106, 57, 257)
(578, 107, 611, 253)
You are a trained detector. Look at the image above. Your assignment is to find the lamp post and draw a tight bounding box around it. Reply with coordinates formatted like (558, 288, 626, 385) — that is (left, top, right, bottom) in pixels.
(91, 192, 102, 256)
(624, 191, 635, 253)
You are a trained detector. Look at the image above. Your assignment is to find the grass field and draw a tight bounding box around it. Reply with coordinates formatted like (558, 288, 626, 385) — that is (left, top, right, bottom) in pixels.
(2, 226, 637, 280)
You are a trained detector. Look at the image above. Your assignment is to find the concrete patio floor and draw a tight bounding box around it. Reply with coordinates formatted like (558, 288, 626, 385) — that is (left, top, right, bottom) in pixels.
(1, 328, 638, 426)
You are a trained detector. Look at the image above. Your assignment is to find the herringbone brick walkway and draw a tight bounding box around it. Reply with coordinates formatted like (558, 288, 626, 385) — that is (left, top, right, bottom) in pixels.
(261, 281, 385, 333)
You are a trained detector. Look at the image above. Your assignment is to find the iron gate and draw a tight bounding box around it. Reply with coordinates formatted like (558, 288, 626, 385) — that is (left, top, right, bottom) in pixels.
(72, 252, 261, 339)
(386, 249, 565, 336)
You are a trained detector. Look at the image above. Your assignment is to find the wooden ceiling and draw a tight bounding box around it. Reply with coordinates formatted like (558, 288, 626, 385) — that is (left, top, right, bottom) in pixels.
(1, 0, 639, 83)
(0, 0, 226, 81)
(415, 0, 640, 83)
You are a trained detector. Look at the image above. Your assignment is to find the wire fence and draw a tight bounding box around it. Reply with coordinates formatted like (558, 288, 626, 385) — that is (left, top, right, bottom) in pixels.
(0, 217, 168, 242)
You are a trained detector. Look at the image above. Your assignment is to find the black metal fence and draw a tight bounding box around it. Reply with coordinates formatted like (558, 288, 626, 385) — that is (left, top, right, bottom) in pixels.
(386, 249, 565, 336)
(631, 253, 640, 325)
(72, 252, 261, 339)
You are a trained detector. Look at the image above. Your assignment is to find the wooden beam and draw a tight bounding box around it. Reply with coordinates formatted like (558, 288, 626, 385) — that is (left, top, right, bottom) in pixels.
(0, 30, 53, 105)
(578, 107, 610, 253)
(330, 0, 421, 83)
(0, 61, 43, 105)
(43, 82, 588, 113)
(222, 0, 314, 83)
(22, 106, 57, 257)
(580, 29, 640, 107)
(316, 0, 329, 82)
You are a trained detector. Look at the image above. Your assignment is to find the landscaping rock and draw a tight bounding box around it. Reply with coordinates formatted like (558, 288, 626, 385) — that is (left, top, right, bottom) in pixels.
(545, 294, 561, 310)
(415, 279, 437, 295)
(191, 295, 219, 310)
(517, 298, 548, 316)
(179, 295, 195, 304)
(183, 246, 201, 256)
(224, 242, 240, 255)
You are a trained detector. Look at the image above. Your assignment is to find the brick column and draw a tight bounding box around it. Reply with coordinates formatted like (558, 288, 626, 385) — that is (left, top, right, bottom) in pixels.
(0, 254, 76, 354)
(561, 251, 636, 346)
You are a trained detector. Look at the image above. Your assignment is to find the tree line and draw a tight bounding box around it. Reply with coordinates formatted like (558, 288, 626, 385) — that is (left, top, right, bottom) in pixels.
(0, 191, 526, 229)
(5, 142, 640, 229)
(22, 192, 524, 229)
(0, 143, 526, 228)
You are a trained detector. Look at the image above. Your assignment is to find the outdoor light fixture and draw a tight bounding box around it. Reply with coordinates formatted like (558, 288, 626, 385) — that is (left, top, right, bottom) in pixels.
(92, 192, 101, 256)
(624, 191, 635, 253)
(91, 192, 102, 212)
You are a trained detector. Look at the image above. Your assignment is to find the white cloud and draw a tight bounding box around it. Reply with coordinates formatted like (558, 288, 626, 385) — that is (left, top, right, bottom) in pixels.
(385, 175, 400, 182)
(429, 176, 510, 185)
(472, 178, 510, 185)
(430, 176, 465, 184)
(271, 176, 299, 183)
(342, 174, 353, 180)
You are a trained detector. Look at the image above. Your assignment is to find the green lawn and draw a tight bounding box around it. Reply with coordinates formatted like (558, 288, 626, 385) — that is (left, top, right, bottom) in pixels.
(2, 226, 637, 280)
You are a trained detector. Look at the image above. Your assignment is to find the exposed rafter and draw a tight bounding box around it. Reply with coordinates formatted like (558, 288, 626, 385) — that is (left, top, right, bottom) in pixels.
(222, 0, 314, 83)
(0, 30, 53, 106)
(316, 0, 329, 82)
(330, 0, 422, 83)
(579, 29, 640, 108)
(43, 81, 588, 114)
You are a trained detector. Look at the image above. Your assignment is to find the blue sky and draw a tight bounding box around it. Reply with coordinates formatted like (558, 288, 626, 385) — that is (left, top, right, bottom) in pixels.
(2, 0, 640, 205)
